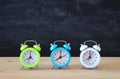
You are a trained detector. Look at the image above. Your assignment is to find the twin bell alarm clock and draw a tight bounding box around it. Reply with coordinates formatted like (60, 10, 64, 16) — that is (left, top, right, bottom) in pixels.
(20, 40, 41, 69)
(50, 40, 71, 69)
(80, 40, 101, 69)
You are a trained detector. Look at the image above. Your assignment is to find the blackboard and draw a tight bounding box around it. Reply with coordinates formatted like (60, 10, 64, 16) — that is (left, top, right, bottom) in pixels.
(0, 0, 120, 57)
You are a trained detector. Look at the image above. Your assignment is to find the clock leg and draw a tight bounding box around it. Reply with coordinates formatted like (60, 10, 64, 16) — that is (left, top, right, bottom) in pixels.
(51, 66, 55, 69)
(66, 66, 70, 69)
(35, 65, 38, 69)
(20, 66, 24, 70)
(80, 66, 85, 69)
(96, 66, 99, 69)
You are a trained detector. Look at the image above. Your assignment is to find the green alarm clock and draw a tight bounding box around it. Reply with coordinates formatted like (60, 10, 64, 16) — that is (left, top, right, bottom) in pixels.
(20, 40, 41, 69)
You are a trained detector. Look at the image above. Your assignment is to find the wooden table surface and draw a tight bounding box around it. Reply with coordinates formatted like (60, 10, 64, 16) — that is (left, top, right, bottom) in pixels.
(0, 57, 119, 79)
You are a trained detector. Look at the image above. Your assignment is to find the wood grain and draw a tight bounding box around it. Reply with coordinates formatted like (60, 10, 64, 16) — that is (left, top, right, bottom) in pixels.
(0, 57, 119, 79)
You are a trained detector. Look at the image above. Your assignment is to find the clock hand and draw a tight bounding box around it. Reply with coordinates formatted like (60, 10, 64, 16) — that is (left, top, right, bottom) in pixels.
(28, 51, 33, 59)
(55, 57, 61, 61)
(30, 51, 32, 57)
(25, 57, 31, 60)
(30, 51, 31, 56)
(55, 54, 66, 61)
(61, 54, 66, 58)
(87, 51, 91, 59)
(27, 59, 30, 63)
(83, 57, 90, 61)
(60, 50, 62, 57)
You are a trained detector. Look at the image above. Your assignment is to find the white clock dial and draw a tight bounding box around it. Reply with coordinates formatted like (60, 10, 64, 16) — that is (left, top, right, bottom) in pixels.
(80, 48, 100, 68)
(22, 50, 38, 65)
(53, 50, 68, 65)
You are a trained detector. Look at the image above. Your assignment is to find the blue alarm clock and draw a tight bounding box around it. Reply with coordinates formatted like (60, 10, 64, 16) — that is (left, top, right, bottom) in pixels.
(50, 40, 71, 69)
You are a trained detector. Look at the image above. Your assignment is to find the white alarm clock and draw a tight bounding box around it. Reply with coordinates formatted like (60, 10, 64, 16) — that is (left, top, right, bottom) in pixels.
(80, 40, 101, 69)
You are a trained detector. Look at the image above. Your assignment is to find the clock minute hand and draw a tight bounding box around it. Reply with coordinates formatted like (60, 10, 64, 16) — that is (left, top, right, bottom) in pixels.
(55, 57, 61, 61)
(55, 54, 66, 61)
(61, 54, 66, 58)
(25, 57, 30, 60)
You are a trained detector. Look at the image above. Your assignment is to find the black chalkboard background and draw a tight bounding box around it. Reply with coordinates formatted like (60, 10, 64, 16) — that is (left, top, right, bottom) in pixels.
(0, 0, 120, 57)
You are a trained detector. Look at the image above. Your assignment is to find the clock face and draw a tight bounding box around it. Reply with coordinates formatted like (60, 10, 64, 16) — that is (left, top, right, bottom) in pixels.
(20, 48, 40, 68)
(80, 48, 100, 68)
(54, 50, 68, 65)
(50, 48, 71, 68)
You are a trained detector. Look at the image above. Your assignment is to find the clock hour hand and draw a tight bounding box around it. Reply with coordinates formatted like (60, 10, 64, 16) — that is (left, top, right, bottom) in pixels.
(28, 51, 33, 59)
(60, 50, 62, 57)
(30, 51, 32, 57)
(86, 51, 91, 60)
